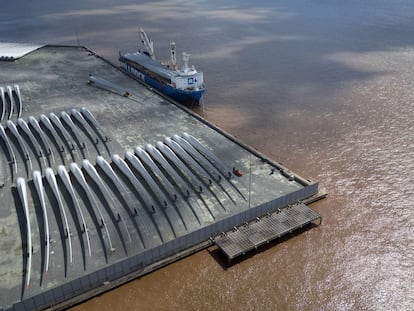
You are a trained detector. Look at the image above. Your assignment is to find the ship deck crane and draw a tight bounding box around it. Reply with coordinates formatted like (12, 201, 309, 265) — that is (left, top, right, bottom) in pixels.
(139, 28, 155, 59)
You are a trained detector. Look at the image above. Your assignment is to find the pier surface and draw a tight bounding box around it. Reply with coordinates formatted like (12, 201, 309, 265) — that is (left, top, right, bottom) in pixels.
(214, 202, 322, 263)
(0, 45, 321, 310)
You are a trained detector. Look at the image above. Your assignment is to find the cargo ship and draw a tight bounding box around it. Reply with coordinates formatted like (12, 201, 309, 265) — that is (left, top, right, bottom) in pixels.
(119, 28, 205, 105)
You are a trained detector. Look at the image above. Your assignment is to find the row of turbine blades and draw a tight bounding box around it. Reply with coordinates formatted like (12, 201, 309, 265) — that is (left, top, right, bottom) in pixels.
(0, 84, 22, 121)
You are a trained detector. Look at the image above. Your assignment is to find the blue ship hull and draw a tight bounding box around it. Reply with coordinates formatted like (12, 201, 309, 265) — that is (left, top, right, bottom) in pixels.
(144, 75, 205, 105)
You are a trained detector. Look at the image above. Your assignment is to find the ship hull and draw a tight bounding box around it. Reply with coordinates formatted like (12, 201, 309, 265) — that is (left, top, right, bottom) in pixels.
(144, 75, 205, 105)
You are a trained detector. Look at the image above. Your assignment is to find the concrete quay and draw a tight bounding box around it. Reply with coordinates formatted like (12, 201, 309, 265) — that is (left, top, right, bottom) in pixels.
(0, 45, 322, 310)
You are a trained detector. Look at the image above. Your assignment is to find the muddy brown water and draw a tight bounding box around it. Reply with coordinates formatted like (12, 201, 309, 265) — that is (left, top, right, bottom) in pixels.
(2, 0, 414, 310)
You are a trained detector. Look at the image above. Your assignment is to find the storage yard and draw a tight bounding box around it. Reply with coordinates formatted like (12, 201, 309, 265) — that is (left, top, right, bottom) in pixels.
(0, 45, 323, 310)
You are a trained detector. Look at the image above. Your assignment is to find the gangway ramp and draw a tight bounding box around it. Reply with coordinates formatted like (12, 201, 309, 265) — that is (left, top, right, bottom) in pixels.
(214, 203, 321, 262)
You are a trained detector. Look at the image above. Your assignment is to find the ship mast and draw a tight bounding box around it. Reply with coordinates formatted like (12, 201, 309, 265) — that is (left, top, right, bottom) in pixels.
(170, 41, 177, 69)
(139, 28, 155, 59)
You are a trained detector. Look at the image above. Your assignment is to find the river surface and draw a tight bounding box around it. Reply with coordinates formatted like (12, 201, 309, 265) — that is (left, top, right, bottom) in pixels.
(1, 1, 414, 310)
